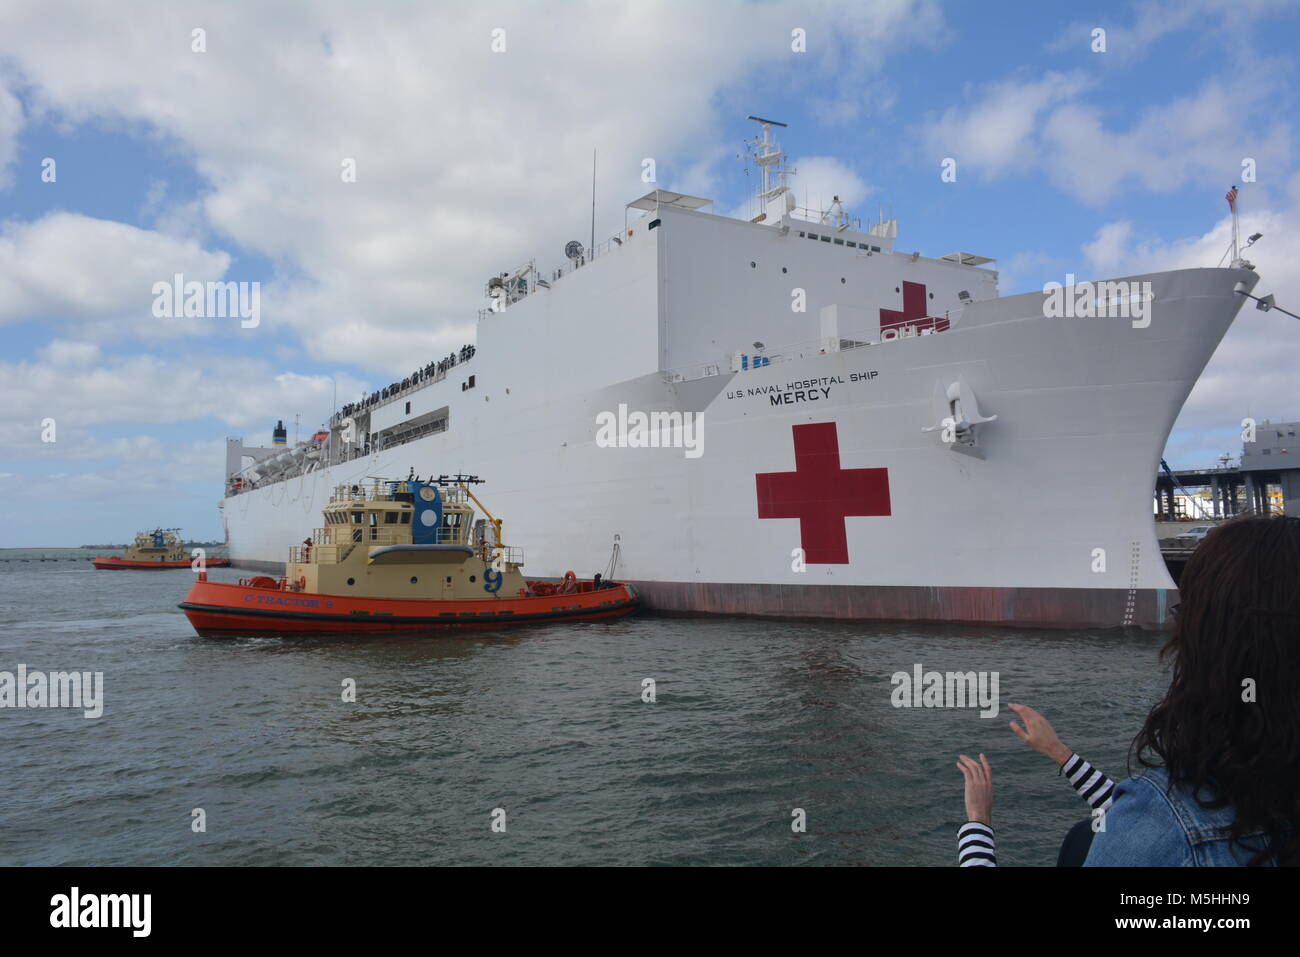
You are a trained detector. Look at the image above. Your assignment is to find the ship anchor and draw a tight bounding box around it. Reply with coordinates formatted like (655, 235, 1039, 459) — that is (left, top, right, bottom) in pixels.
(923, 379, 997, 458)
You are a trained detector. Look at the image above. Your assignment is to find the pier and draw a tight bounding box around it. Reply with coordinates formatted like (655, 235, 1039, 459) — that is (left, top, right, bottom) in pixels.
(1154, 419, 1300, 521)
(1154, 419, 1299, 582)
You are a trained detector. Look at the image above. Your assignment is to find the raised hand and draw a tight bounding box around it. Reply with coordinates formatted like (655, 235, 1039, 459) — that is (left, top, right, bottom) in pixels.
(956, 753, 993, 825)
(1008, 703, 1072, 765)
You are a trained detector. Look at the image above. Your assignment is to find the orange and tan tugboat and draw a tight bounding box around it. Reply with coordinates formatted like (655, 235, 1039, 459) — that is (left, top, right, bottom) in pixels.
(93, 528, 231, 570)
(179, 476, 638, 635)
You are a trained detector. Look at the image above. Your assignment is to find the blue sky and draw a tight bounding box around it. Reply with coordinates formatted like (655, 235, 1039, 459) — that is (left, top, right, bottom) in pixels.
(2, 0, 1299, 545)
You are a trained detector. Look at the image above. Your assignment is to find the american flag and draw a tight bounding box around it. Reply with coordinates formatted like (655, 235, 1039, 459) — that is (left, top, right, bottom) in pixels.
(1226, 185, 1238, 209)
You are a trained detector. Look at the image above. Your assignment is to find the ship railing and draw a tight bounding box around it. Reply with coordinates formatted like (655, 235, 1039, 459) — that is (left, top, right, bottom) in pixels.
(291, 526, 415, 562)
(476, 231, 634, 320)
(328, 480, 413, 503)
(309, 525, 413, 547)
(440, 487, 471, 506)
(338, 364, 455, 420)
(430, 526, 469, 545)
(325, 480, 474, 506)
(479, 544, 524, 565)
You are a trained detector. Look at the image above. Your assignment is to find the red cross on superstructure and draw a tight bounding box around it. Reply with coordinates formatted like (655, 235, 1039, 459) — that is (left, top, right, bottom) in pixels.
(880, 280, 949, 334)
(755, 422, 891, 565)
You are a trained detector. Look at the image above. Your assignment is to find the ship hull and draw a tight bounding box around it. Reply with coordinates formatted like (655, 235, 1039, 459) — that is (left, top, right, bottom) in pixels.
(179, 578, 639, 636)
(633, 580, 1169, 630)
(221, 266, 1254, 630)
(93, 557, 231, 570)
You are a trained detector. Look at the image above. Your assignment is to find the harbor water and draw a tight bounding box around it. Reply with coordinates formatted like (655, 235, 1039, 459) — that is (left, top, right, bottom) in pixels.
(0, 558, 1168, 866)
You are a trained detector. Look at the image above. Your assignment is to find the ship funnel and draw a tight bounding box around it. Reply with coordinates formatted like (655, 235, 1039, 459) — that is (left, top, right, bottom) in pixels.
(273, 420, 287, 446)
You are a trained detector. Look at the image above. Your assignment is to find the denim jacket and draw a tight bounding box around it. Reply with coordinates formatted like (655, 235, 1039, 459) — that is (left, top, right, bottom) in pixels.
(1084, 767, 1278, 866)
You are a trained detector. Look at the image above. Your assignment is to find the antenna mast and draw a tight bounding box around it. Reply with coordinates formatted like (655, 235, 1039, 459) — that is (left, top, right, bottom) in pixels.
(746, 116, 795, 221)
(746, 116, 794, 201)
(1228, 185, 1241, 266)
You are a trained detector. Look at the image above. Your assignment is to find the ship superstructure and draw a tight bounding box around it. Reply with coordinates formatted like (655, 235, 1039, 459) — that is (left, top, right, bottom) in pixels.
(220, 118, 1259, 628)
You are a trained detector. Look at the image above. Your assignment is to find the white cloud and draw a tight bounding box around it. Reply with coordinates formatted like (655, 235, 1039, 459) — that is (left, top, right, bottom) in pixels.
(0, 345, 371, 455)
(1041, 81, 1293, 205)
(1078, 202, 1300, 463)
(39, 338, 100, 366)
(0, 212, 230, 329)
(1047, 0, 1297, 61)
(919, 61, 1294, 206)
(921, 72, 1091, 178)
(0, 74, 22, 189)
(789, 156, 870, 219)
(0, 437, 232, 545)
(0, 0, 946, 373)
(993, 249, 1067, 296)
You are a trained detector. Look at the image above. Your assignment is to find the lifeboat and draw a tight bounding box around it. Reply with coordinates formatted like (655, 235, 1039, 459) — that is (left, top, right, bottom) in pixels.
(178, 475, 637, 635)
(93, 528, 231, 570)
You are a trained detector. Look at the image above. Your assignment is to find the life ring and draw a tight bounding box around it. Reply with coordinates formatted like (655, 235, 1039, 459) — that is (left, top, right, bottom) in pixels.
(559, 570, 579, 594)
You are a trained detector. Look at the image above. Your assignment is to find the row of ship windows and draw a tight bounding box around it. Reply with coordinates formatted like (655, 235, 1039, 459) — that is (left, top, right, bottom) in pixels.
(798, 230, 882, 251)
(324, 511, 412, 525)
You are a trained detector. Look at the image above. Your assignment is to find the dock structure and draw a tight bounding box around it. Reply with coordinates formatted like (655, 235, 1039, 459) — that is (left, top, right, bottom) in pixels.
(1154, 419, 1300, 521)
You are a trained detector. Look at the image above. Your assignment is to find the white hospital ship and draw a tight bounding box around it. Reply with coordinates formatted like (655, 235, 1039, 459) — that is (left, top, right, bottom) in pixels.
(220, 117, 1260, 628)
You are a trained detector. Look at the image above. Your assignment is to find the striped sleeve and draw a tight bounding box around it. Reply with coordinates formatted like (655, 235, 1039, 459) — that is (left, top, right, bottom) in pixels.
(957, 822, 996, 867)
(1061, 753, 1115, 813)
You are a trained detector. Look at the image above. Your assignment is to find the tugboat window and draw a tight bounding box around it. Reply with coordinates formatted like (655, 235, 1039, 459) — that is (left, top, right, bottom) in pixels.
(385, 512, 398, 524)
(410, 577, 418, 584)
(347, 578, 355, 586)
(400, 513, 411, 524)
(351, 512, 363, 524)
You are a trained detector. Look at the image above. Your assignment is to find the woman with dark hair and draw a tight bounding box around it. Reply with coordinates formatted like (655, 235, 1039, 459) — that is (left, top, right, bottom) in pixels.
(956, 515, 1300, 866)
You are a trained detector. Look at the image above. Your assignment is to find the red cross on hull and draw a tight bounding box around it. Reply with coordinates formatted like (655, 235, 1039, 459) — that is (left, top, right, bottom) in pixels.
(755, 422, 891, 564)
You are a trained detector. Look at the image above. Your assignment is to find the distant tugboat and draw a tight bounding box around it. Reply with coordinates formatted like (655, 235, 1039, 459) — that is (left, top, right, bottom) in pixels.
(93, 528, 231, 570)
(179, 476, 638, 635)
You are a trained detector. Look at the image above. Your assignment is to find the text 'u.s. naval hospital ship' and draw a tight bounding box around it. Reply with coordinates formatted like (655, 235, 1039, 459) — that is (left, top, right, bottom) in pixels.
(221, 116, 1262, 630)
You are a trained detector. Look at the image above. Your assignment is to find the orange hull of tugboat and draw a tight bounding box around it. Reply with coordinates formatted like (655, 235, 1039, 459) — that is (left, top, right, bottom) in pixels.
(94, 557, 232, 570)
(179, 576, 639, 635)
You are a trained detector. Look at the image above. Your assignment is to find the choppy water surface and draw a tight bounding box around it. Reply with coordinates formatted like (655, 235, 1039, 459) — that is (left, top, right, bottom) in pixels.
(0, 560, 1168, 866)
